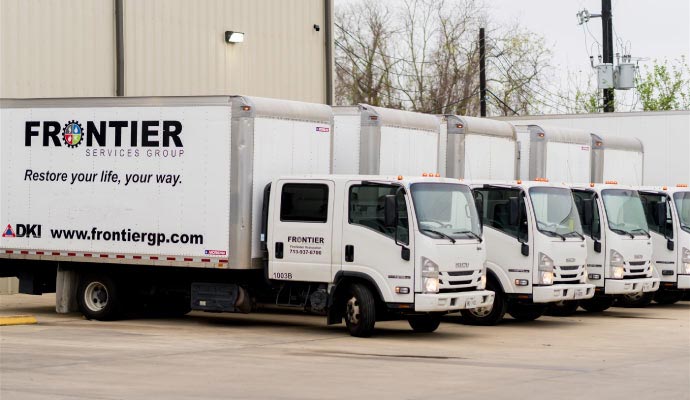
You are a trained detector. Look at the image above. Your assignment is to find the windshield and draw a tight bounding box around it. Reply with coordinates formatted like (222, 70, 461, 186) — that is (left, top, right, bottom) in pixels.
(529, 187, 583, 238)
(602, 189, 649, 236)
(674, 192, 690, 233)
(410, 183, 482, 240)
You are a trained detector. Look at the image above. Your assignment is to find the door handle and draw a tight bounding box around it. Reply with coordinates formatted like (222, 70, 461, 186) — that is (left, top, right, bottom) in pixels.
(345, 245, 354, 262)
(275, 242, 284, 259)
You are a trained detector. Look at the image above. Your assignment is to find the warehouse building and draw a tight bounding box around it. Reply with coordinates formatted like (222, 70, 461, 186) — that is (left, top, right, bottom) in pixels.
(0, 0, 334, 103)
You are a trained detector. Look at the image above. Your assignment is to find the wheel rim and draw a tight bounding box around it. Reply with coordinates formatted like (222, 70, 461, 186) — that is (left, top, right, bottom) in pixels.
(625, 291, 644, 302)
(346, 296, 360, 325)
(84, 281, 109, 312)
(468, 303, 493, 318)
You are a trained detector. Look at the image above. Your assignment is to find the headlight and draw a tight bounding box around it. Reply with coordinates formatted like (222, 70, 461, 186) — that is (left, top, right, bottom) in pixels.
(538, 253, 554, 285)
(610, 249, 625, 279)
(478, 274, 487, 290)
(421, 257, 440, 293)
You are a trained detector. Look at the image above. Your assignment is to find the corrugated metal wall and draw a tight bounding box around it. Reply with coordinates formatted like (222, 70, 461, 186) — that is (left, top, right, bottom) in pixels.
(123, 0, 327, 103)
(1, 0, 329, 103)
(0, 0, 116, 98)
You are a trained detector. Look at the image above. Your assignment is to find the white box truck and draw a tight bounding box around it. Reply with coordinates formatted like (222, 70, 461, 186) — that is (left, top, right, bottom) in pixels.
(515, 124, 592, 183)
(439, 115, 517, 180)
(569, 183, 660, 311)
(333, 105, 441, 175)
(635, 185, 690, 305)
(457, 180, 594, 324)
(591, 134, 644, 186)
(0, 96, 493, 337)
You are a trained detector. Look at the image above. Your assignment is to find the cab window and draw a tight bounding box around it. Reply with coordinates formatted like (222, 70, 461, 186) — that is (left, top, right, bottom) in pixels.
(572, 190, 601, 239)
(280, 184, 329, 223)
(473, 187, 528, 241)
(639, 192, 673, 238)
(349, 184, 409, 244)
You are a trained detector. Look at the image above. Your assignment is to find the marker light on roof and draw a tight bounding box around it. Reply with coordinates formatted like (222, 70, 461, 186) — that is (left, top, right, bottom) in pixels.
(678, 184, 688, 188)
(590, 183, 595, 188)
(397, 175, 404, 181)
(535, 178, 549, 182)
(605, 180, 618, 184)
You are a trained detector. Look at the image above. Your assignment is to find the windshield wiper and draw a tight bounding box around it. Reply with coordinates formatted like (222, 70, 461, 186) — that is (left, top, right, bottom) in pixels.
(453, 230, 483, 243)
(610, 227, 635, 238)
(564, 231, 585, 240)
(421, 229, 456, 244)
(629, 228, 651, 238)
(541, 229, 567, 241)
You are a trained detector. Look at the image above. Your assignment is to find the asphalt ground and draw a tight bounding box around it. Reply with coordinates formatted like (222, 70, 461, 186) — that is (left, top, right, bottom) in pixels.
(1, 294, 688, 400)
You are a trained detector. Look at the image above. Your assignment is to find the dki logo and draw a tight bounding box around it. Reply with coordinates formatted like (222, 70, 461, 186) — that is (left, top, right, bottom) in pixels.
(2, 224, 41, 238)
(25, 120, 184, 149)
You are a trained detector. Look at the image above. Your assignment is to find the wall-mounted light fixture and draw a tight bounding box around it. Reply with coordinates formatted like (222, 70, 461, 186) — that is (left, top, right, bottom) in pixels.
(225, 31, 245, 44)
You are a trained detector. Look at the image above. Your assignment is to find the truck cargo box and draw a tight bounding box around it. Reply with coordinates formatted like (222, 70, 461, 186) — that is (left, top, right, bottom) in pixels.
(591, 133, 644, 185)
(0, 96, 333, 271)
(333, 105, 440, 175)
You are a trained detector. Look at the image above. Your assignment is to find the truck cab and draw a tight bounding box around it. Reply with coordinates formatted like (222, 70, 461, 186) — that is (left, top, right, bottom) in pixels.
(570, 183, 660, 311)
(462, 180, 594, 325)
(636, 185, 690, 304)
(264, 175, 494, 336)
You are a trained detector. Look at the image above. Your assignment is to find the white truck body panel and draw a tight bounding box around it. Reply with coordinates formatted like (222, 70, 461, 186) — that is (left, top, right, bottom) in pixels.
(441, 116, 517, 180)
(333, 105, 440, 176)
(502, 111, 689, 186)
(591, 134, 644, 186)
(0, 96, 333, 270)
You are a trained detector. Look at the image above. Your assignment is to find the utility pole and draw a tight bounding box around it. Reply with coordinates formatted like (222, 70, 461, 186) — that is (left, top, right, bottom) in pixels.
(479, 28, 487, 117)
(601, 0, 614, 112)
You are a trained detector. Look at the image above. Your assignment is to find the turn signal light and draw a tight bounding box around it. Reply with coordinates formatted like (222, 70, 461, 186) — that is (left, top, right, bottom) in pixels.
(395, 286, 410, 294)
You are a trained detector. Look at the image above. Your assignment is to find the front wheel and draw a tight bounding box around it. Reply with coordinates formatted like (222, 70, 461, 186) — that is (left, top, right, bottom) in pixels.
(77, 274, 122, 321)
(654, 290, 684, 305)
(344, 283, 376, 337)
(617, 291, 654, 308)
(580, 296, 614, 312)
(546, 300, 580, 317)
(408, 314, 442, 333)
(460, 280, 507, 326)
(508, 303, 546, 321)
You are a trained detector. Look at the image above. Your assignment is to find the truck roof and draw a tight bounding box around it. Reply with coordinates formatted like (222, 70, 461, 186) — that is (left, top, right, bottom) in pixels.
(442, 115, 516, 139)
(516, 124, 591, 145)
(465, 179, 572, 190)
(275, 174, 472, 187)
(334, 104, 438, 132)
(591, 133, 643, 152)
(638, 185, 690, 195)
(570, 182, 640, 193)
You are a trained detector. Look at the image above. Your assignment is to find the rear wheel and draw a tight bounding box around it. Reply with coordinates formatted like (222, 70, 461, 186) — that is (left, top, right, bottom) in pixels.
(617, 291, 654, 308)
(77, 274, 122, 321)
(546, 300, 580, 317)
(508, 303, 546, 321)
(580, 296, 614, 312)
(408, 314, 442, 333)
(344, 283, 376, 337)
(654, 290, 684, 305)
(460, 280, 506, 326)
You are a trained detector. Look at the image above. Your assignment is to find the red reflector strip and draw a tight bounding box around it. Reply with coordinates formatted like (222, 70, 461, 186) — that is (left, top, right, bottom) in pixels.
(133, 255, 142, 260)
(149, 256, 158, 260)
(116, 255, 125, 259)
(52, 252, 60, 256)
(184, 258, 193, 262)
(5, 250, 14, 254)
(220, 259, 228, 263)
(67, 252, 76, 256)
(20, 250, 29, 255)
(201, 258, 211, 263)
(167, 257, 176, 261)
(99, 254, 109, 258)
(36, 251, 44, 255)
(84, 253, 92, 257)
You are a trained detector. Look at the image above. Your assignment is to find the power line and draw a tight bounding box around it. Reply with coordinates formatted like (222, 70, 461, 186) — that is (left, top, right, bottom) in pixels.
(486, 89, 519, 116)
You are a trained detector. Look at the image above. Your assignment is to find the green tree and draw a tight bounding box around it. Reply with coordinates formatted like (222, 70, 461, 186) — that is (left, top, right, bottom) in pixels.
(635, 58, 690, 111)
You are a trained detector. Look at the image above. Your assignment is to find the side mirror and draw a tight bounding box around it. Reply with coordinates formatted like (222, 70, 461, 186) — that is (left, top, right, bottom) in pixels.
(667, 239, 675, 251)
(475, 198, 484, 226)
(583, 199, 594, 226)
(656, 202, 667, 235)
(521, 243, 530, 257)
(384, 195, 397, 227)
(509, 197, 520, 226)
(594, 240, 602, 253)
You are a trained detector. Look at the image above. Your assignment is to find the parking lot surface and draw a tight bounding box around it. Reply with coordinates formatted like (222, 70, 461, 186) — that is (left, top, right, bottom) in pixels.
(1, 294, 689, 400)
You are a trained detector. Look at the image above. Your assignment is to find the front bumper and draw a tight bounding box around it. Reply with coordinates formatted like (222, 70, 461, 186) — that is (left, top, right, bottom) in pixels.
(414, 290, 494, 312)
(677, 275, 690, 289)
(604, 277, 660, 294)
(532, 283, 595, 303)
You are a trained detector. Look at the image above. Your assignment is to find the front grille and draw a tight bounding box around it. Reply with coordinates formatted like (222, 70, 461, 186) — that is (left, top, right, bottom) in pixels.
(447, 270, 474, 277)
(439, 287, 478, 293)
(629, 261, 646, 266)
(560, 265, 579, 271)
(439, 270, 481, 293)
(630, 268, 644, 273)
(560, 274, 578, 279)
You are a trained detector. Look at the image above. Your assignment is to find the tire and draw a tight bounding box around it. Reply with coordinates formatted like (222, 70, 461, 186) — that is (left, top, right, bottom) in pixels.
(408, 314, 442, 333)
(580, 296, 614, 312)
(77, 274, 122, 321)
(546, 300, 580, 317)
(617, 291, 654, 308)
(508, 303, 546, 321)
(344, 283, 376, 337)
(654, 290, 684, 305)
(460, 280, 507, 326)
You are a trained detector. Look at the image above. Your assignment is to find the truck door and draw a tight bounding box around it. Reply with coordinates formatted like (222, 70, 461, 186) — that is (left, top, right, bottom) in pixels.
(269, 180, 334, 283)
(572, 189, 605, 287)
(473, 186, 533, 293)
(639, 192, 675, 276)
(341, 181, 414, 304)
